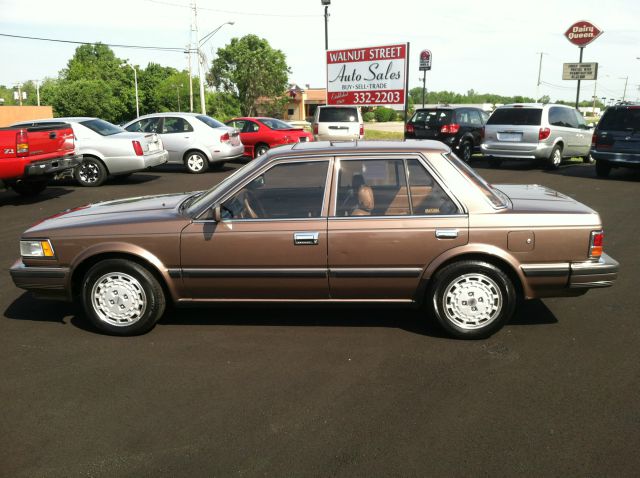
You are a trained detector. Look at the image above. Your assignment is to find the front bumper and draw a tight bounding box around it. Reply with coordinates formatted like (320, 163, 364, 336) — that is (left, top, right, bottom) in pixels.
(9, 259, 71, 300)
(569, 253, 619, 289)
(24, 155, 81, 177)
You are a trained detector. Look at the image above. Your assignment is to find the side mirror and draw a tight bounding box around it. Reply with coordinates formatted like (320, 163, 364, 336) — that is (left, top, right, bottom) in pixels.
(212, 204, 222, 222)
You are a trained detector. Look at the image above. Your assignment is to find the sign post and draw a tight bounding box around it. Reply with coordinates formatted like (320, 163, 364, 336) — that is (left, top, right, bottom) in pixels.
(419, 49, 432, 108)
(564, 20, 603, 108)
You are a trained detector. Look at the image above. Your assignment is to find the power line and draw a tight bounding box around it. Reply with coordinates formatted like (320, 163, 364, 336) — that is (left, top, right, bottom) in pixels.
(0, 32, 185, 52)
(143, 0, 321, 18)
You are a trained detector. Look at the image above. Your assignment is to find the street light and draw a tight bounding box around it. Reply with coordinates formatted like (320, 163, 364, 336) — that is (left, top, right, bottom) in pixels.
(123, 62, 139, 118)
(196, 21, 234, 115)
(321, 0, 330, 50)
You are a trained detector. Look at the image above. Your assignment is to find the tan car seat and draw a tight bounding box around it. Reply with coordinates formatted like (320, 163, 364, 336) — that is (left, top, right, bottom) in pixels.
(352, 185, 374, 216)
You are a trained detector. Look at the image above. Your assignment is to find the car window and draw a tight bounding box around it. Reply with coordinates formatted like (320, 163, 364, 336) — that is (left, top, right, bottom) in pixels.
(469, 110, 483, 126)
(196, 115, 226, 129)
(243, 121, 259, 133)
(221, 161, 329, 220)
(445, 153, 507, 209)
(126, 118, 160, 133)
(335, 159, 409, 217)
(226, 120, 244, 131)
(162, 117, 194, 134)
(561, 108, 579, 129)
(574, 110, 587, 128)
(79, 119, 124, 136)
(318, 107, 358, 123)
(487, 108, 542, 126)
(260, 118, 294, 130)
(410, 109, 452, 125)
(480, 111, 490, 123)
(598, 108, 640, 131)
(407, 160, 459, 215)
(456, 110, 470, 126)
(548, 107, 565, 127)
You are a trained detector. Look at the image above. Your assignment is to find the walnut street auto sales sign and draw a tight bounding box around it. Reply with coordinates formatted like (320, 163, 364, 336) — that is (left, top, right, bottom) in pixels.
(326, 44, 407, 106)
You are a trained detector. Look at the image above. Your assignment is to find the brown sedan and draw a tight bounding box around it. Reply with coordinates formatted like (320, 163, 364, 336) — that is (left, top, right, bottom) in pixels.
(10, 141, 619, 338)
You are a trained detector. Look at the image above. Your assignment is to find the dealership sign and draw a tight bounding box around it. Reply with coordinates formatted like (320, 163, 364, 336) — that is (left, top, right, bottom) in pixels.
(562, 62, 598, 80)
(419, 49, 432, 71)
(564, 20, 603, 47)
(326, 43, 407, 106)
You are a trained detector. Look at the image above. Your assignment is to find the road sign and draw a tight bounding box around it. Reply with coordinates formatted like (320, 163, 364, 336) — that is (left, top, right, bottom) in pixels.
(326, 43, 408, 106)
(563, 62, 598, 80)
(419, 50, 432, 71)
(565, 20, 603, 47)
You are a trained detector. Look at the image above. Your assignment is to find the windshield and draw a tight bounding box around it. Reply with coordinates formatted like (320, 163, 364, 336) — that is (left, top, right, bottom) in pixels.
(487, 108, 542, 126)
(319, 107, 358, 122)
(261, 118, 295, 130)
(196, 115, 226, 129)
(410, 109, 453, 125)
(445, 153, 508, 209)
(186, 155, 271, 215)
(80, 119, 124, 136)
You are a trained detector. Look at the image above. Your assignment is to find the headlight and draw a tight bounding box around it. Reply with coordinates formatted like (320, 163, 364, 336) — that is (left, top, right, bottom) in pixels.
(20, 239, 55, 258)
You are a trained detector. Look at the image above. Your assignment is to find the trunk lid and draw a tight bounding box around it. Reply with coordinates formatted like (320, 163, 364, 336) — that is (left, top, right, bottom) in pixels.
(494, 184, 597, 214)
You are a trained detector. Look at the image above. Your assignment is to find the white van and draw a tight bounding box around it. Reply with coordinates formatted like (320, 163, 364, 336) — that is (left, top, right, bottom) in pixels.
(312, 106, 364, 141)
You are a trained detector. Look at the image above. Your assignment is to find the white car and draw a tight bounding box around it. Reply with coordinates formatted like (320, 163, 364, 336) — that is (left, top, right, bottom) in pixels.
(312, 105, 364, 141)
(12, 117, 168, 186)
(123, 113, 244, 173)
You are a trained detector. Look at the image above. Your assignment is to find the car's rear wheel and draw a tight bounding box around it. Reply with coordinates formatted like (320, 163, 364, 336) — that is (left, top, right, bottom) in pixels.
(547, 145, 562, 170)
(75, 157, 108, 187)
(595, 160, 611, 178)
(582, 153, 594, 164)
(428, 260, 516, 339)
(460, 141, 473, 162)
(82, 259, 166, 336)
(10, 179, 47, 196)
(184, 151, 208, 174)
(255, 144, 269, 158)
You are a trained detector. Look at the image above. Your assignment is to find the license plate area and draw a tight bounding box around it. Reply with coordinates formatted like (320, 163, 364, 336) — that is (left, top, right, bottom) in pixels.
(497, 132, 523, 142)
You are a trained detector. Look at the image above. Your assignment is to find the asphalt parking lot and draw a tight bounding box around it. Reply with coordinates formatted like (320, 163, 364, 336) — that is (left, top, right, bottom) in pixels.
(1, 158, 639, 477)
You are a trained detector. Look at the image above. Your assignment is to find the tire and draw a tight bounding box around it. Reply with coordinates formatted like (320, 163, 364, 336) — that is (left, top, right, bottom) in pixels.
(75, 157, 108, 187)
(582, 153, 594, 164)
(82, 259, 166, 336)
(460, 141, 473, 163)
(428, 260, 517, 339)
(488, 157, 502, 168)
(254, 144, 269, 158)
(184, 151, 209, 174)
(547, 145, 562, 170)
(595, 160, 611, 178)
(10, 179, 47, 196)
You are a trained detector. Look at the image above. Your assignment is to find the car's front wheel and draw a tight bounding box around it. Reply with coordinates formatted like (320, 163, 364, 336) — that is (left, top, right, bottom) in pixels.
(184, 151, 208, 174)
(428, 260, 516, 339)
(75, 157, 108, 187)
(82, 259, 166, 336)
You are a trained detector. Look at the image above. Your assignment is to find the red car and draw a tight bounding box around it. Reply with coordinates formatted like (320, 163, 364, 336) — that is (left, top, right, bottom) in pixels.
(226, 117, 314, 158)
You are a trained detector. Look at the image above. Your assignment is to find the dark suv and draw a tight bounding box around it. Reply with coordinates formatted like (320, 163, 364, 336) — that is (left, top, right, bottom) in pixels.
(591, 104, 640, 177)
(404, 106, 488, 162)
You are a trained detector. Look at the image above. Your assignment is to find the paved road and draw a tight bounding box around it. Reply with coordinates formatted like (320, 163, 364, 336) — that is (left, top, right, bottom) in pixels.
(1, 158, 639, 477)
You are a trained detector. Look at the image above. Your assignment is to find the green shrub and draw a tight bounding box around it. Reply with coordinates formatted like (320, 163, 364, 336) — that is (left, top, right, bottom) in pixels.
(363, 111, 376, 122)
(374, 107, 396, 122)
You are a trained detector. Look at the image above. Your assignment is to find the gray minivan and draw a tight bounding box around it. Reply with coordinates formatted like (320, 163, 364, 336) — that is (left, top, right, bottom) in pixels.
(482, 104, 592, 169)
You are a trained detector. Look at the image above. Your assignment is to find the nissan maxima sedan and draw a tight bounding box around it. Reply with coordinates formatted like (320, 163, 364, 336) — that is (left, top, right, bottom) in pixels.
(10, 141, 618, 339)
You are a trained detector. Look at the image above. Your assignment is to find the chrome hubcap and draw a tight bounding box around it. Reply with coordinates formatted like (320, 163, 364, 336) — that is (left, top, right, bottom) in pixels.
(442, 273, 502, 329)
(79, 162, 100, 183)
(187, 154, 205, 171)
(256, 147, 267, 157)
(552, 149, 562, 166)
(91, 273, 146, 326)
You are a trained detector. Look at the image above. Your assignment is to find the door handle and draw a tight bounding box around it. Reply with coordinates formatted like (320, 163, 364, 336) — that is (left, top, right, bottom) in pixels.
(435, 229, 459, 239)
(294, 232, 319, 245)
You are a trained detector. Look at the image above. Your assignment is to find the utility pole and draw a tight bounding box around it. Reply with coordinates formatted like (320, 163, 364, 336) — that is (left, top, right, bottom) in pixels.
(193, 1, 207, 115)
(535, 52, 545, 101)
(620, 76, 629, 101)
(14, 83, 23, 106)
(35, 80, 40, 106)
(321, 0, 330, 50)
(187, 45, 193, 112)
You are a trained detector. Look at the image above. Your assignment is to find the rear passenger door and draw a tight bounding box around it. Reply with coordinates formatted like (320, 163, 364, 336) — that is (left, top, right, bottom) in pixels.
(327, 156, 468, 300)
(159, 117, 195, 163)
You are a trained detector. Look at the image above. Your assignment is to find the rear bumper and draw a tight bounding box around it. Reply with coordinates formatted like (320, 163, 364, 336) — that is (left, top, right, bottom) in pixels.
(24, 155, 81, 177)
(569, 253, 619, 289)
(9, 259, 71, 300)
(104, 150, 168, 174)
(481, 142, 553, 160)
(209, 144, 245, 163)
(591, 150, 640, 167)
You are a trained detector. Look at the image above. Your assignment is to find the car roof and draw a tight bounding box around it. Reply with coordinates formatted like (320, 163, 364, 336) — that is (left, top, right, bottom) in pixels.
(267, 140, 449, 157)
(14, 117, 96, 123)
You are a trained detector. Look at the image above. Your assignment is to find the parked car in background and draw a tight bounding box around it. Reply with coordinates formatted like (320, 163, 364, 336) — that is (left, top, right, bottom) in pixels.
(590, 103, 640, 177)
(10, 141, 618, 339)
(123, 113, 243, 174)
(225, 117, 314, 158)
(404, 106, 487, 162)
(12, 118, 167, 187)
(482, 104, 593, 169)
(1, 123, 79, 195)
(312, 105, 364, 141)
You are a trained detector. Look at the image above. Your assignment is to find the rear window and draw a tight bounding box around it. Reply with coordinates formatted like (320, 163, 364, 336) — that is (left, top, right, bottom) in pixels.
(487, 108, 542, 126)
(445, 153, 508, 209)
(410, 109, 452, 125)
(318, 107, 358, 123)
(196, 115, 226, 129)
(80, 119, 124, 136)
(598, 108, 640, 131)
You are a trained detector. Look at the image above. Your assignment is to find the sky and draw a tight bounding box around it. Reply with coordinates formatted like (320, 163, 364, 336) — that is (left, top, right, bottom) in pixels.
(1, 0, 639, 103)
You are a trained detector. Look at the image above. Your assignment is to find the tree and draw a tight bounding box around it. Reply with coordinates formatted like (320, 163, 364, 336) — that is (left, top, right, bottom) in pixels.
(207, 35, 291, 116)
(206, 91, 242, 120)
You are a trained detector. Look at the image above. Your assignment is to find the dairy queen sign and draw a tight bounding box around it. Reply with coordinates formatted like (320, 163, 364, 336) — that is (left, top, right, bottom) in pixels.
(326, 43, 408, 106)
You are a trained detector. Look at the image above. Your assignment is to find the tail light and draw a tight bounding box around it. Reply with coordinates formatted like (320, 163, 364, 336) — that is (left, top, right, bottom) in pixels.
(589, 230, 604, 259)
(132, 140, 144, 156)
(16, 130, 29, 157)
(405, 123, 415, 134)
(591, 132, 596, 147)
(538, 127, 551, 140)
(359, 124, 364, 137)
(220, 132, 230, 143)
(440, 123, 460, 134)
(313, 123, 318, 135)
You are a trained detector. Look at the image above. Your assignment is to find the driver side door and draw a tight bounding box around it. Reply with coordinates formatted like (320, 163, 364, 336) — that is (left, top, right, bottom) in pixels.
(179, 159, 332, 300)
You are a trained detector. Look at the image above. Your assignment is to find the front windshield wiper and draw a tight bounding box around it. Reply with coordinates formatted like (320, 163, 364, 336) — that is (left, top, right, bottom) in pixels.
(179, 191, 204, 212)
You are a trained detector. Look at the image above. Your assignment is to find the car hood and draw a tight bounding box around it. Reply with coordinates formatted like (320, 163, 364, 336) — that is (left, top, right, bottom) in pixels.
(24, 192, 195, 236)
(494, 184, 597, 214)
